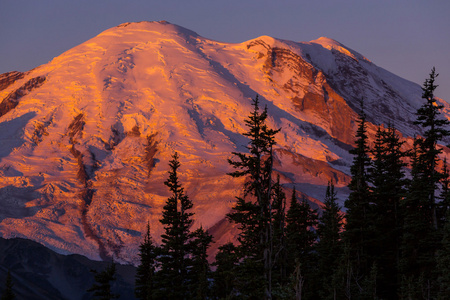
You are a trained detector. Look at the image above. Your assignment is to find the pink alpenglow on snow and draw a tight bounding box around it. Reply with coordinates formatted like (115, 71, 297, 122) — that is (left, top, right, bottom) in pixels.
(0, 21, 448, 264)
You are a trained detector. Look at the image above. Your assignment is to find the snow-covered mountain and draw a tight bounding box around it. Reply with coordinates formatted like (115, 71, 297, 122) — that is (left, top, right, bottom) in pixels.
(0, 21, 448, 264)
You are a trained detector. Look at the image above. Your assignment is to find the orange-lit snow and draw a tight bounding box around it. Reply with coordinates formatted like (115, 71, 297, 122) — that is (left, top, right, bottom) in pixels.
(0, 21, 448, 264)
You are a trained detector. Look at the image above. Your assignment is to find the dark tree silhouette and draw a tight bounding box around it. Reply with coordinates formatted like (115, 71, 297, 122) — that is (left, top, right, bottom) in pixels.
(154, 152, 195, 299)
(227, 95, 280, 299)
(135, 222, 157, 300)
(1, 271, 14, 300)
(87, 262, 119, 300)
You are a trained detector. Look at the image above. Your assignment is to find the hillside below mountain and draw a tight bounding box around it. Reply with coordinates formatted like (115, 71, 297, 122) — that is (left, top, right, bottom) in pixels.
(0, 237, 135, 299)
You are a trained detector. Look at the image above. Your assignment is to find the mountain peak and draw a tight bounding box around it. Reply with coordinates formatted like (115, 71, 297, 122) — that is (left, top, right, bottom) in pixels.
(310, 36, 369, 62)
(311, 36, 342, 47)
(116, 20, 171, 27)
(99, 20, 200, 41)
(252, 35, 277, 44)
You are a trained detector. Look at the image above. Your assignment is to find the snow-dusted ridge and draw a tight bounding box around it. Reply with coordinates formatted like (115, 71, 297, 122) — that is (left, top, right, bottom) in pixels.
(0, 21, 448, 263)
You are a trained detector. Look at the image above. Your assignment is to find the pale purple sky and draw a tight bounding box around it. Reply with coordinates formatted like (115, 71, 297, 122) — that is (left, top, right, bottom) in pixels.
(1, 0, 449, 100)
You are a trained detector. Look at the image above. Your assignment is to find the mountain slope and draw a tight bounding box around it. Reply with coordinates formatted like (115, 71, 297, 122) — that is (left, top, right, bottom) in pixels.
(0, 237, 135, 300)
(0, 21, 448, 263)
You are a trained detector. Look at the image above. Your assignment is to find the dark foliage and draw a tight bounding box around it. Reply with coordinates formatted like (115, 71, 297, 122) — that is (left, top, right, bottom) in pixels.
(212, 243, 239, 299)
(316, 182, 344, 300)
(1, 271, 14, 300)
(400, 68, 449, 299)
(87, 262, 119, 300)
(285, 190, 318, 299)
(367, 124, 407, 298)
(343, 100, 375, 297)
(135, 222, 157, 300)
(154, 152, 195, 299)
(189, 227, 213, 300)
(227, 95, 280, 299)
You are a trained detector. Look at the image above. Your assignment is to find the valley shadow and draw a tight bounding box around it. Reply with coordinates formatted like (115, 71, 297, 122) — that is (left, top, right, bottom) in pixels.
(0, 183, 43, 222)
(186, 102, 249, 153)
(0, 237, 136, 300)
(0, 111, 36, 160)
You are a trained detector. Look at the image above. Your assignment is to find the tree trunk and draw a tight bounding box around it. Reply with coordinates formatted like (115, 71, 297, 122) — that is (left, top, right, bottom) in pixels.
(294, 263, 304, 300)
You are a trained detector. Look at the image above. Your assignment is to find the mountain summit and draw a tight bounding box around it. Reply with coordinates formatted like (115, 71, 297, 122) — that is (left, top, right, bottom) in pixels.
(0, 21, 448, 263)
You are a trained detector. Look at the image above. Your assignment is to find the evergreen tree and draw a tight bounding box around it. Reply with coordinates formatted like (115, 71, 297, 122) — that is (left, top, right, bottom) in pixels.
(189, 226, 213, 300)
(316, 181, 343, 300)
(87, 262, 119, 300)
(335, 242, 352, 299)
(286, 191, 318, 267)
(135, 222, 157, 300)
(271, 176, 287, 288)
(226, 194, 264, 299)
(437, 210, 450, 299)
(400, 138, 434, 299)
(227, 95, 280, 299)
(414, 67, 450, 230)
(285, 190, 318, 299)
(367, 124, 407, 299)
(1, 271, 14, 300)
(400, 68, 449, 299)
(343, 100, 374, 297)
(438, 159, 450, 228)
(154, 152, 195, 299)
(212, 242, 239, 300)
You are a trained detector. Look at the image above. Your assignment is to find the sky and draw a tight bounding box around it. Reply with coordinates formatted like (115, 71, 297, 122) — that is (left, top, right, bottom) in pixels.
(1, 0, 449, 100)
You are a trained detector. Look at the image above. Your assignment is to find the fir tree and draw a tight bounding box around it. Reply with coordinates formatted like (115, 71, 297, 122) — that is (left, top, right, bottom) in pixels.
(212, 242, 239, 300)
(400, 68, 449, 299)
(414, 67, 450, 230)
(271, 176, 287, 287)
(438, 159, 450, 228)
(343, 99, 374, 297)
(400, 138, 434, 299)
(437, 210, 450, 299)
(154, 152, 195, 299)
(135, 222, 157, 300)
(316, 181, 343, 300)
(189, 226, 213, 300)
(227, 95, 280, 299)
(368, 124, 407, 299)
(226, 196, 263, 299)
(286, 191, 318, 267)
(437, 161, 450, 299)
(1, 271, 14, 300)
(87, 262, 119, 300)
(285, 190, 318, 299)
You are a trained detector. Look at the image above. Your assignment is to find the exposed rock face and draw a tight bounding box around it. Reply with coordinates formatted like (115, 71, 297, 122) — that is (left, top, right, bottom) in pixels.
(0, 21, 448, 264)
(0, 76, 46, 117)
(0, 71, 24, 92)
(248, 40, 357, 145)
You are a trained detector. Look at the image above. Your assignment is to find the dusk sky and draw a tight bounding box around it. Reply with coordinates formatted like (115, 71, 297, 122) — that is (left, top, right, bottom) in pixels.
(1, 0, 449, 100)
